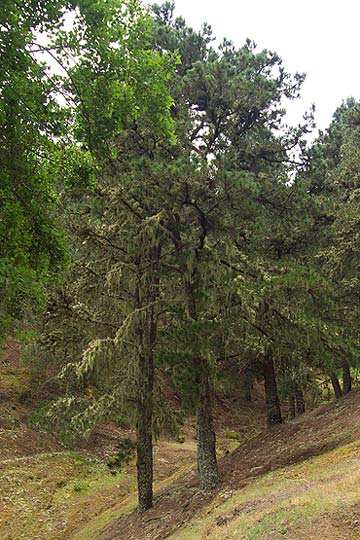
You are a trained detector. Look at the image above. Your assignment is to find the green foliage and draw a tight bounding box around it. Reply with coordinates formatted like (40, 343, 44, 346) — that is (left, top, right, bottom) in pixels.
(21, 0, 360, 508)
(27, 399, 54, 432)
(31, 2, 318, 444)
(0, 0, 70, 339)
(107, 438, 136, 473)
(302, 98, 360, 378)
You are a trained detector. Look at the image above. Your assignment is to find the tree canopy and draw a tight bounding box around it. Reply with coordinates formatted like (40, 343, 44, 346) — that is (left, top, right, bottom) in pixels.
(2, 0, 360, 515)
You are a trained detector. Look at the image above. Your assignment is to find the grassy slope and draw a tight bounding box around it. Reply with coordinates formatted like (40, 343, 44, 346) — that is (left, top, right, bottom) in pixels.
(99, 393, 360, 540)
(169, 440, 360, 540)
(0, 347, 205, 540)
(0, 343, 249, 540)
(1, 344, 360, 540)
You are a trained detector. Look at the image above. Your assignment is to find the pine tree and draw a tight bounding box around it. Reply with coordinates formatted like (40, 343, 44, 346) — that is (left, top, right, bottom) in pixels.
(28, 0, 178, 513)
(32, 1, 339, 506)
(305, 100, 360, 394)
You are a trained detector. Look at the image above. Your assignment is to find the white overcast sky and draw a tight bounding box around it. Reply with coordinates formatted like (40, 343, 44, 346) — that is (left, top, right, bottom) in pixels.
(144, 0, 360, 136)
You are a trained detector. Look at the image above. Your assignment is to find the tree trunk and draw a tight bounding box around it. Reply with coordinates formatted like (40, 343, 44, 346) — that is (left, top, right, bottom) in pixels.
(342, 359, 352, 394)
(244, 384, 252, 402)
(263, 352, 282, 426)
(196, 366, 220, 491)
(295, 385, 305, 415)
(135, 252, 158, 514)
(136, 348, 154, 513)
(288, 394, 296, 419)
(243, 372, 253, 402)
(330, 372, 342, 399)
(185, 277, 220, 491)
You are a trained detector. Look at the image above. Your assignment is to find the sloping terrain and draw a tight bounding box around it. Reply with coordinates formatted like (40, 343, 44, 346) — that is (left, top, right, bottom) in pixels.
(0, 344, 243, 540)
(0, 343, 359, 540)
(100, 392, 360, 540)
(166, 440, 360, 540)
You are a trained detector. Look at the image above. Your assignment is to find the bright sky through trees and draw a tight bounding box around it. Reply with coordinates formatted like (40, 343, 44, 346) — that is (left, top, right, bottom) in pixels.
(144, 0, 360, 136)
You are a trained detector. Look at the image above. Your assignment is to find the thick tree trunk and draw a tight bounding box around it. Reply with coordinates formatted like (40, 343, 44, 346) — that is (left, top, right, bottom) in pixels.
(295, 385, 305, 415)
(184, 277, 219, 491)
(342, 359, 352, 394)
(135, 254, 158, 514)
(196, 367, 220, 491)
(263, 352, 282, 426)
(136, 349, 154, 513)
(288, 394, 296, 419)
(244, 385, 252, 402)
(243, 372, 253, 402)
(330, 372, 342, 399)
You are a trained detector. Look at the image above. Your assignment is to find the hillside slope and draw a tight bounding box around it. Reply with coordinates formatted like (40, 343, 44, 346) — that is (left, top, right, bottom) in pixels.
(0, 344, 248, 540)
(1, 343, 359, 540)
(100, 391, 360, 540)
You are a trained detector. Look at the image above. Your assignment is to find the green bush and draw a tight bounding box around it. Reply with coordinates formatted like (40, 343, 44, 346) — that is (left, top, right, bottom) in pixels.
(107, 438, 136, 473)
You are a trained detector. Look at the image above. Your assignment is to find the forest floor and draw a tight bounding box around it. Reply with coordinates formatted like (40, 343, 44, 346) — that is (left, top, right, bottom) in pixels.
(0, 344, 360, 540)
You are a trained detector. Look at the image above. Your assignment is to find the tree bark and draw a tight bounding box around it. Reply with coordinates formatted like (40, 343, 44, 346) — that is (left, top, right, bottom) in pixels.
(330, 372, 342, 399)
(263, 352, 282, 426)
(288, 394, 296, 419)
(243, 372, 253, 402)
(196, 366, 220, 491)
(136, 347, 154, 513)
(342, 359, 352, 394)
(135, 251, 159, 513)
(295, 385, 305, 415)
(185, 277, 220, 491)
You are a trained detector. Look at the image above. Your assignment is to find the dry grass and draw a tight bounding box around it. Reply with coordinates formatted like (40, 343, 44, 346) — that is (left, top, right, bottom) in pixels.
(0, 435, 198, 540)
(2, 342, 360, 540)
(168, 440, 360, 540)
(3, 435, 359, 540)
(0, 451, 133, 540)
